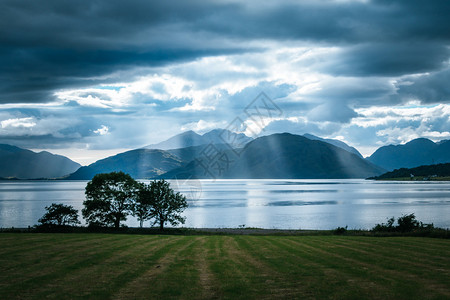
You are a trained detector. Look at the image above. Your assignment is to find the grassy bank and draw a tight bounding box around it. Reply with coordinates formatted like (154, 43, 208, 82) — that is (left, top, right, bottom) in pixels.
(1, 234, 449, 299)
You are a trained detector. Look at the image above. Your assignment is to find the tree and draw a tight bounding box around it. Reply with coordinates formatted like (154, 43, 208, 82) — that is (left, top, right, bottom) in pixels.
(132, 182, 154, 228)
(38, 203, 80, 227)
(142, 179, 188, 230)
(82, 172, 138, 228)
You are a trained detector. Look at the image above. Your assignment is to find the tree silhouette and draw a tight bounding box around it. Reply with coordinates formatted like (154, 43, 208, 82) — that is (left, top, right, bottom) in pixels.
(132, 182, 154, 228)
(38, 203, 80, 227)
(140, 179, 188, 230)
(82, 172, 138, 228)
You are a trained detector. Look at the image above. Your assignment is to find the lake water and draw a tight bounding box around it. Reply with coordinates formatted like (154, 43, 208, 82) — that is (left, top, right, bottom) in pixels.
(1, 179, 450, 230)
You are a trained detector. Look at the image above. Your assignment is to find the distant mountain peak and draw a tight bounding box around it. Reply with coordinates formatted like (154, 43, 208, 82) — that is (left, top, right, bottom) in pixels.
(0, 144, 81, 179)
(405, 138, 435, 146)
(145, 128, 252, 150)
(367, 137, 450, 171)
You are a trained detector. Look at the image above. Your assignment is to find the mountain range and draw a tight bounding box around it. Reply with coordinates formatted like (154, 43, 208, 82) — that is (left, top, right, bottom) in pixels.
(367, 138, 450, 171)
(161, 133, 384, 179)
(0, 144, 80, 179)
(2, 129, 450, 180)
(64, 149, 183, 180)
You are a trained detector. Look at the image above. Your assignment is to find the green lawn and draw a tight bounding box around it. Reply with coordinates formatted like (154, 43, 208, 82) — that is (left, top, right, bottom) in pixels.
(0, 234, 449, 299)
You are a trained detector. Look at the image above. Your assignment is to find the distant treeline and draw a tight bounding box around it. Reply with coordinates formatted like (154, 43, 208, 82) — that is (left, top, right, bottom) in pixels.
(369, 163, 450, 180)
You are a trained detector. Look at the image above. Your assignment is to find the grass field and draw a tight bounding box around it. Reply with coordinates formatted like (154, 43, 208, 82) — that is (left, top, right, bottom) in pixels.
(0, 234, 449, 299)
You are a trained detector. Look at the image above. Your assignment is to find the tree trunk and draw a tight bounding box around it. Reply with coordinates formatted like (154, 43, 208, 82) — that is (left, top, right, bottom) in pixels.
(140, 219, 143, 228)
(114, 218, 120, 229)
(159, 220, 164, 231)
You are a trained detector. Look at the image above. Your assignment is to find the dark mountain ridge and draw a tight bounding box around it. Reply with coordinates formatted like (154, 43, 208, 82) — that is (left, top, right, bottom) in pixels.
(367, 138, 450, 171)
(64, 148, 183, 180)
(145, 129, 252, 150)
(161, 133, 385, 179)
(0, 144, 81, 179)
(303, 133, 363, 158)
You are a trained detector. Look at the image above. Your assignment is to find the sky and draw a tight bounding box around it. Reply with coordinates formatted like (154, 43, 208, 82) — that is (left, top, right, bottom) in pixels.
(0, 0, 450, 165)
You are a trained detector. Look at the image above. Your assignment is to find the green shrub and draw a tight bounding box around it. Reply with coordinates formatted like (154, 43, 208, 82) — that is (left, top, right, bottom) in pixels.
(372, 214, 434, 233)
(333, 226, 348, 235)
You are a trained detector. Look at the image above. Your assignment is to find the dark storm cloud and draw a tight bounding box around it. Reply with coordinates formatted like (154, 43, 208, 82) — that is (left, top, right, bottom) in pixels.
(0, 0, 246, 103)
(396, 68, 450, 103)
(1, 0, 450, 104)
(322, 43, 450, 77)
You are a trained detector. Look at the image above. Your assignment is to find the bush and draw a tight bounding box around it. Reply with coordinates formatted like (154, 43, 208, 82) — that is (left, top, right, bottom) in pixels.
(372, 217, 395, 232)
(397, 213, 421, 232)
(372, 214, 434, 233)
(333, 226, 348, 235)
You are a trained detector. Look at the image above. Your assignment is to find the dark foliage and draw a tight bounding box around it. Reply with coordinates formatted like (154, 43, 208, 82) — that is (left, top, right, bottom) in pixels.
(132, 182, 154, 228)
(372, 214, 434, 233)
(333, 226, 348, 235)
(38, 203, 80, 227)
(82, 171, 139, 228)
(370, 163, 450, 180)
(140, 179, 188, 230)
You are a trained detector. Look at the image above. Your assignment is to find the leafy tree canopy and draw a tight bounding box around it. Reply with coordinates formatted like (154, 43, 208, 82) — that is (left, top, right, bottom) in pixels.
(38, 203, 80, 227)
(82, 171, 138, 228)
(141, 179, 188, 230)
(132, 182, 154, 228)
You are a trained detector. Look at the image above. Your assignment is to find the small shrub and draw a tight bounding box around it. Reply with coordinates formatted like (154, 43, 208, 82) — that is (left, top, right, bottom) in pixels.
(333, 226, 347, 235)
(372, 214, 434, 233)
(372, 217, 395, 232)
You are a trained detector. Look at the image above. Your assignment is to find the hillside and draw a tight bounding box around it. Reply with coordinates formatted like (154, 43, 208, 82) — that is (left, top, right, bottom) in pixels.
(0, 144, 81, 179)
(303, 133, 363, 158)
(161, 133, 385, 179)
(65, 149, 183, 180)
(367, 138, 450, 171)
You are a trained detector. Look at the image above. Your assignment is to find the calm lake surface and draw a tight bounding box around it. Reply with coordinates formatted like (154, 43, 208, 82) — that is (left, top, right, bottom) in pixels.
(1, 179, 450, 229)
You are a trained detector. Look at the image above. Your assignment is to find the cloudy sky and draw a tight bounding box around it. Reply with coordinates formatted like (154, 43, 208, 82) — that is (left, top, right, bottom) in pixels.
(1, 0, 449, 165)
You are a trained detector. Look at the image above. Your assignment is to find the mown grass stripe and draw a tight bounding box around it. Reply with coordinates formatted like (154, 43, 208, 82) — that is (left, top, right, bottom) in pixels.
(0, 234, 130, 285)
(310, 235, 450, 280)
(1, 235, 174, 299)
(206, 235, 263, 299)
(317, 237, 450, 272)
(337, 236, 450, 258)
(285, 236, 450, 299)
(1, 234, 449, 299)
(0, 233, 107, 257)
(113, 236, 198, 300)
(266, 236, 397, 298)
(233, 236, 313, 299)
(309, 237, 450, 292)
(47, 236, 186, 299)
(242, 236, 380, 299)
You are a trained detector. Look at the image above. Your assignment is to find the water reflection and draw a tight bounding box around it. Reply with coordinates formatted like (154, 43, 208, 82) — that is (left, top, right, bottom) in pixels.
(267, 200, 338, 206)
(0, 179, 450, 229)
